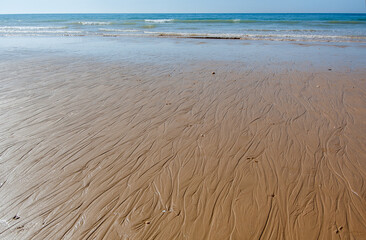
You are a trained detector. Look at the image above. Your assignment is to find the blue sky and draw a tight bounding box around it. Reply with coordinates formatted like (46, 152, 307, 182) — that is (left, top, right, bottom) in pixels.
(0, 0, 365, 14)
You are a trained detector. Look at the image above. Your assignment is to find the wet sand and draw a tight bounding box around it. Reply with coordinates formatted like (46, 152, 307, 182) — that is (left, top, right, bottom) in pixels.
(0, 41, 366, 239)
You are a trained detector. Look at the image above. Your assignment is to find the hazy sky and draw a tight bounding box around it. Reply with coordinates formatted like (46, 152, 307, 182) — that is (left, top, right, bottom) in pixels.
(0, 0, 365, 14)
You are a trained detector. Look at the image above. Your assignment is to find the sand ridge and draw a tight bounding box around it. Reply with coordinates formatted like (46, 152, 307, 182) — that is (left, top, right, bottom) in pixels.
(0, 57, 365, 239)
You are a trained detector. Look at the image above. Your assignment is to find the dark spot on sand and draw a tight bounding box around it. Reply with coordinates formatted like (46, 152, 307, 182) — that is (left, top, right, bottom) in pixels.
(336, 230, 339, 234)
(165, 103, 171, 105)
(16, 225, 24, 230)
(328, 68, 332, 71)
(339, 226, 343, 230)
(212, 72, 215, 75)
(13, 215, 20, 220)
(200, 134, 205, 137)
(270, 194, 275, 198)
(145, 221, 151, 225)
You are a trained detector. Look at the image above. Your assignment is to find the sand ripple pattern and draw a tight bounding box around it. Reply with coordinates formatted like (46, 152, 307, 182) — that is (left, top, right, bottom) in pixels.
(0, 57, 365, 239)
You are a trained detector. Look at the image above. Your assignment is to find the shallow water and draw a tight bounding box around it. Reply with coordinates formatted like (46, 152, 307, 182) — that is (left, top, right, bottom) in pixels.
(1, 36, 366, 70)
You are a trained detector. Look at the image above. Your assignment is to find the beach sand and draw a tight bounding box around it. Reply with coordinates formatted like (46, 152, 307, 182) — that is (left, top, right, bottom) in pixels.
(0, 40, 366, 239)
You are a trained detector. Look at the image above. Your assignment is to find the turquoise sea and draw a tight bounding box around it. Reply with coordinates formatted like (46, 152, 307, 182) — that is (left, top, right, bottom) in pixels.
(0, 13, 365, 42)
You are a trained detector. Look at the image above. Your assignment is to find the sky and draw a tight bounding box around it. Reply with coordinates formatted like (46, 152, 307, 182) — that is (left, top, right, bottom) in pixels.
(0, 0, 365, 14)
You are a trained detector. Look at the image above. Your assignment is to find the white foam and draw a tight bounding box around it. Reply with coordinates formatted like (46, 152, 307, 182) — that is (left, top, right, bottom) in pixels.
(243, 33, 366, 40)
(144, 31, 243, 39)
(0, 30, 81, 33)
(0, 29, 83, 37)
(99, 28, 140, 32)
(0, 26, 68, 30)
(77, 21, 112, 25)
(144, 19, 174, 23)
(143, 31, 366, 42)
(98, 33, 144, 37)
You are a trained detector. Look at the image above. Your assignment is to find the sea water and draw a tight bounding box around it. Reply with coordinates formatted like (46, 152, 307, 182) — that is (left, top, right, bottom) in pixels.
(0, 13, 365, 42)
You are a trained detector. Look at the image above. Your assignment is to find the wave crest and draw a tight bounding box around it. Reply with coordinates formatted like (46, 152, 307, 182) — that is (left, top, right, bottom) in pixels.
(144, 19, 174, 23)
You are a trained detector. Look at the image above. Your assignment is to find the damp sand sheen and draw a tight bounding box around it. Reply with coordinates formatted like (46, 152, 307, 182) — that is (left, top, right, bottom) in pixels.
(0, 40, 366, 238)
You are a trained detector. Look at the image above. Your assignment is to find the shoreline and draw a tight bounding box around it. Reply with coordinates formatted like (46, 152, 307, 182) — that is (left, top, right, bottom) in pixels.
(1, 36, 366, 71)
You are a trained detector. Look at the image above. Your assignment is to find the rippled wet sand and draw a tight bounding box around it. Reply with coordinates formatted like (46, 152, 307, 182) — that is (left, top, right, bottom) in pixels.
(0, 54, 365, 239)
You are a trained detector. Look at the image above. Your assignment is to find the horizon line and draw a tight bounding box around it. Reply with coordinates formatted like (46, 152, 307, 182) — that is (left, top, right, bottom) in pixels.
(0, 12, 366, 15)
